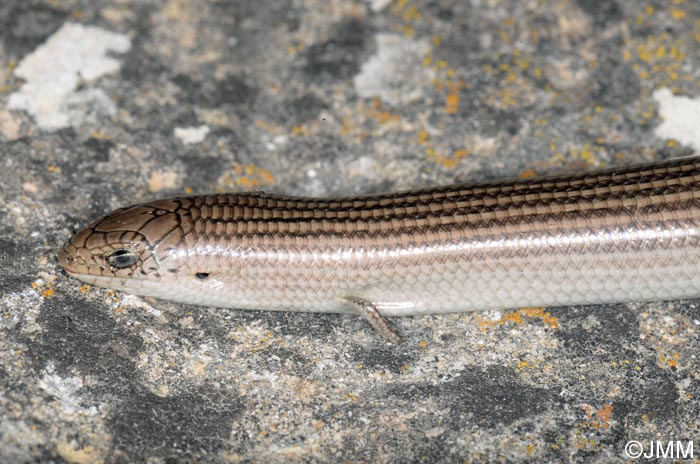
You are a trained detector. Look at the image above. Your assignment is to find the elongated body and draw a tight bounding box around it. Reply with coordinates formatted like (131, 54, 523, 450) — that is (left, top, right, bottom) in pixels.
(60, 157, 700, 333)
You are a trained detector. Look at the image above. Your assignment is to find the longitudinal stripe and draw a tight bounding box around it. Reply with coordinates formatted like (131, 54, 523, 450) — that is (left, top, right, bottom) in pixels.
(59, 155, 700, 326)
(147, 157, 700, 213)
(171, 192, 700, 241)
(149, 162, 700, 229)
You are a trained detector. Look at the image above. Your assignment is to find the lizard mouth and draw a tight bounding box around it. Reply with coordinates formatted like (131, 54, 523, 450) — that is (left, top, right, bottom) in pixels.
(58, 246, 77, 274)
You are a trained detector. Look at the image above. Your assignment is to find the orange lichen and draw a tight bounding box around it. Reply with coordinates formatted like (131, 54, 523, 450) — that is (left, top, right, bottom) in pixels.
(364, 98, 401, 125)
(583, 404, 613, 430)
(425, 147, 470, 170)
(391, 0, 422, 23)
(390, 0, 409, 15)
(518, 168, 537, 179)
(292, 125, 308, 136)
(394, 24, 415, 37)
(625, 32, 691, 88)
(445, 92, 459, 114)
(255, 119, 282, 133)
(286, 43, 305, 56)
(402, 5, 421, 21)
(89, 130, 112, 140)
(515, 361, 531, 370)
(417, 130, 430, 145)
(492, 86, 518, 108)
(670, 8, 686, 20)
(479, 307, 559, 331)
(501, 310, 523, 324)
(452, 149, 470, 160)
(372, 110, 401, 125)
(33, 279, 57, 299)
(217, 163, 275, 192)
(659, 353, 680, 368)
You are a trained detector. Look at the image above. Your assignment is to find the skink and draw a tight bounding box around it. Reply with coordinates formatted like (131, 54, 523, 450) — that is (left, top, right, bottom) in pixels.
(59, 156, 700, 343)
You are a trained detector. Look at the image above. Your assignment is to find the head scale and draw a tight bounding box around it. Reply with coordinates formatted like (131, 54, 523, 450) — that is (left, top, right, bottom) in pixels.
(58, 199, 186, 290)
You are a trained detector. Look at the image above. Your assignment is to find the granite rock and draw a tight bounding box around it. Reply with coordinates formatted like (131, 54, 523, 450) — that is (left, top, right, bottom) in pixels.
(1, 1, 699, 462)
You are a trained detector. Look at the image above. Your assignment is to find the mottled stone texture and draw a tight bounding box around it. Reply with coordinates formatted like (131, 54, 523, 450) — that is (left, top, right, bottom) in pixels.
(1, 1, 699, 462)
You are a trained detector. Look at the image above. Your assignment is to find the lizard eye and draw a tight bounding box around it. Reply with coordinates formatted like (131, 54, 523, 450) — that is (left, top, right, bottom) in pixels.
(106, 249, 138, 269)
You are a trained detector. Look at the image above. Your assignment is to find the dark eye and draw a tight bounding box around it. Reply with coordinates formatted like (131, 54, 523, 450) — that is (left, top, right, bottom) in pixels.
(106, 249, 138, 269)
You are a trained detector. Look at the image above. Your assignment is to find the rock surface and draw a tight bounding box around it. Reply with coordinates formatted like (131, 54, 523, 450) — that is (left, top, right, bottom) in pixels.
(1, 1, 699, 462)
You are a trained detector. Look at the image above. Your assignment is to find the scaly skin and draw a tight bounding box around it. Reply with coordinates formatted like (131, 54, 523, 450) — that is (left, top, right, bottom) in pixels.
(59, 156, 700, 329)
